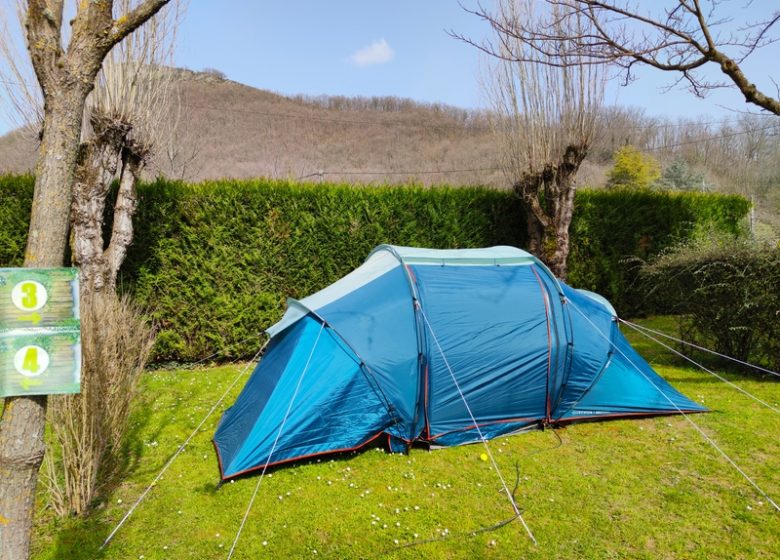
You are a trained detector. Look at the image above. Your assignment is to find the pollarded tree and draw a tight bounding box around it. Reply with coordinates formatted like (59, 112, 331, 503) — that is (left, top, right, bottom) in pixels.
(0, 1, 172, 558)
(73, 0, 184, 294)
(50, 1, 184, 517)
(457, 0, 605, 278)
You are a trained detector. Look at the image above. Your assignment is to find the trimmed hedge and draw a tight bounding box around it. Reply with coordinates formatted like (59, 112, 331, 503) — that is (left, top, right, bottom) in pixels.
(0, 175, 749, 361)
(119, 179, 526, 361)
(0, 174, 34, 266)
(569, 188, 750, 314)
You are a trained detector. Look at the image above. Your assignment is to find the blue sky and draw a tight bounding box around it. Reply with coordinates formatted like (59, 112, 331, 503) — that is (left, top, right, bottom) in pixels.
(0, 0, 777, 135)
(175, 1, 489, 109)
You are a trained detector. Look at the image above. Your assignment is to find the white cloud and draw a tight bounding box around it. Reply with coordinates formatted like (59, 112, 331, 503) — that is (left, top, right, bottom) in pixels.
(348, 38, 395, 67)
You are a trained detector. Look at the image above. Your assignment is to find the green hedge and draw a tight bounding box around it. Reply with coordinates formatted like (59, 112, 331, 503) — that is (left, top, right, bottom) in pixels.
(569, 189, 750, 314)
(119, 179, 526, 361)
(0, 174, 34, 266)
(0, 175, 749, 362)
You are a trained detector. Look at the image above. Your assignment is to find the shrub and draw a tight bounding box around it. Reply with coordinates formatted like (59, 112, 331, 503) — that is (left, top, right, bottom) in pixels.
(569, 189, 750, 315)
(43, 292, 154, 516)
(124, 179, 525, 361)
(0, 174, 34, 266)
(606, 145, 661, 189)
(640, 237, 780, 373)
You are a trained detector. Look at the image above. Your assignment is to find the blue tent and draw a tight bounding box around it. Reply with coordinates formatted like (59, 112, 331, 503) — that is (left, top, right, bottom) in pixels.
(214, 245, 705, 480)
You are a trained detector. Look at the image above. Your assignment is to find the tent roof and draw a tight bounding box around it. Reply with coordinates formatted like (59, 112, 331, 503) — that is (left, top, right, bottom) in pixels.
(373, 244, 536, 264)
(268, 245, 542, 336)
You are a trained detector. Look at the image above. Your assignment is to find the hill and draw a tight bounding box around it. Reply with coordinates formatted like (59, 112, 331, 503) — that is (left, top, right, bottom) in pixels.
(0, 69, 606, 188)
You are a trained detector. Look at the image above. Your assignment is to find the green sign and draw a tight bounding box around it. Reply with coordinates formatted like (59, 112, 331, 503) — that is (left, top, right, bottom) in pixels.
(0, 268, 80, 397)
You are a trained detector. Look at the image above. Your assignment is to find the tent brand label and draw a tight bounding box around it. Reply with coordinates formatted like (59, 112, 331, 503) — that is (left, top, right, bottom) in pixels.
(0, 268, 80, 397)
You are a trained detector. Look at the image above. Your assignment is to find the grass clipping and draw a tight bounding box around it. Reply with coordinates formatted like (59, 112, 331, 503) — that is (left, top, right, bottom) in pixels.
(43, 292, 154, 517)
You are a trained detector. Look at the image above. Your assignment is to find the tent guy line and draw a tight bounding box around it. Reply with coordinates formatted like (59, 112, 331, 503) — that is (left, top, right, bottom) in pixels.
(620, 319, 780, 379)
(419, 305, 537, 545)
(227, 323, 325, 560)
(621, 321, 780, 415)
(100, 339, 269, 551)
(570, 302, 780, 513)
(97, 244, 776, 554)
(178, 331, 270, 371)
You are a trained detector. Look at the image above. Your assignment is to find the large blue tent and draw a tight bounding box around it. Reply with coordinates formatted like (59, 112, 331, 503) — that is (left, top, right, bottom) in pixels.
(214, 245, 705, 480)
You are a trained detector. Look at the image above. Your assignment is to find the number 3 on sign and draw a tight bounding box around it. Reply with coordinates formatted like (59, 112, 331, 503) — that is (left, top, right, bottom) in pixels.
(11, 280, 48, 312)
(11, 280, 49, 311)
(14, 345, 50, 377)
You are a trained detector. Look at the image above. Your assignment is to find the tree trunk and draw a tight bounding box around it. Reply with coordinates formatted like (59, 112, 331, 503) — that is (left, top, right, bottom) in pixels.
(104, 150, 144, 292)
(548, 177, 577, 280)
(514, 145, 585, 281)
(0, 90, 86, 559)
(71, 119, 129, 293)
(525, 212, 544, 260)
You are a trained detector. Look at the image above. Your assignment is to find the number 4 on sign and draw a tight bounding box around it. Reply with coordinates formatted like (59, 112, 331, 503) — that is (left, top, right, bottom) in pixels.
(14, 345, 50, 377)
(23, 347, 39, 372)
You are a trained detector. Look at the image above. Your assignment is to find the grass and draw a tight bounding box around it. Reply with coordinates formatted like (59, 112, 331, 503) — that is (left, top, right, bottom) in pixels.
(30, 316, 780, 559)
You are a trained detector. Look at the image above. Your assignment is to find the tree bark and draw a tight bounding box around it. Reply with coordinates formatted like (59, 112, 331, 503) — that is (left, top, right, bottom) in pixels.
(549, 176, 577, 279)
(71, 118, 129, 293)
(104, 149, 144, 292)
(514, 144, 586, 280)
(0, 87, 87, 559)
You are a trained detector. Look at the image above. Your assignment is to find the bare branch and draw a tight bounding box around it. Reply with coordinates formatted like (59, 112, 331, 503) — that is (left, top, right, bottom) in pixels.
(109, 0, 172, 46)
(476, 0, 604, 277)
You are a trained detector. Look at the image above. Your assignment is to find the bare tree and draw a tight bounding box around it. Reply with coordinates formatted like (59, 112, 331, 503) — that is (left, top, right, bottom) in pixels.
(0, 2, 171, 558)
(460, 0, 604, 278)
(72, 0, 183, 293)
(156, 92, 203, 181)
(464, 0, 780, 116)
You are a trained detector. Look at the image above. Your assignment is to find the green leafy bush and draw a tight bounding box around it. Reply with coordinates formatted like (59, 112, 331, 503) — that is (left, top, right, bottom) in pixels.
(123, 179, 525, 361)
(641, 237, 780, 373)
(606, 145, 661, 189)
(0, 175, 750, 361)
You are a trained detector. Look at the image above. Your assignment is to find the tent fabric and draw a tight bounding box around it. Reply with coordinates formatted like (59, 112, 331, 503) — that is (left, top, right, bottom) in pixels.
(214, 245, 705, 480)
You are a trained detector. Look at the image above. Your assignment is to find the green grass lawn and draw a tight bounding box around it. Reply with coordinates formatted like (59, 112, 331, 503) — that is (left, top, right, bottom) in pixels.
(31, 317, 780, 559)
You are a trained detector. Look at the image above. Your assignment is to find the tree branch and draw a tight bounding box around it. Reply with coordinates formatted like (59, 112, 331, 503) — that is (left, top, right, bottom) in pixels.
(25, 0, 66, 91)
(709, 48, 780, 115)
(109, 0, 172, 47)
